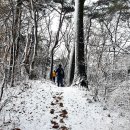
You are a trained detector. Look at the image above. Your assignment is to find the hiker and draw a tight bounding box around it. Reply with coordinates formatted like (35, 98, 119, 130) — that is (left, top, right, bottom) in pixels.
(56, 64, 64, 87)
(52, 70, 56, 83)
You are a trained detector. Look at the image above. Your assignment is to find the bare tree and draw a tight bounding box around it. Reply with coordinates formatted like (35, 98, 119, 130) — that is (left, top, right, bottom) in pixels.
(49, 3, 66, 80)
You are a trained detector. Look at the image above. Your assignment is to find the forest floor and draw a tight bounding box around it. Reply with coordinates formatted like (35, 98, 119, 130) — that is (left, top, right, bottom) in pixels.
(0, 79, 130, 130)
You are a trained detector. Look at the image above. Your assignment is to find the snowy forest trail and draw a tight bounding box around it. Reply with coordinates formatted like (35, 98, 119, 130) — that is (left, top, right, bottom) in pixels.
(0, 80, 130, 130)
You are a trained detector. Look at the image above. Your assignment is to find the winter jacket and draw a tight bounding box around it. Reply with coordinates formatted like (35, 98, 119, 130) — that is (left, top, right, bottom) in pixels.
(52, 71, 56, 77)
(56, 68, 64, 79)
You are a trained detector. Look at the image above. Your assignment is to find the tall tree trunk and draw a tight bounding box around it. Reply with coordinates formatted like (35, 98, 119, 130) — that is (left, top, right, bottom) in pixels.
(29, 0, 38, 79)
(74, 0, 87, 87)
(85, 17, 92, 86)
(68, 44, 75, 86)
(22, 33, 32, 75)
(0, 45, 9, 101)
(10, 0, 22, 86)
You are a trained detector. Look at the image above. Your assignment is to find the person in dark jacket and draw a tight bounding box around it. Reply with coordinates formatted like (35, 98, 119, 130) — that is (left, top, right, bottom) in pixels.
(56, 64, 64, 87)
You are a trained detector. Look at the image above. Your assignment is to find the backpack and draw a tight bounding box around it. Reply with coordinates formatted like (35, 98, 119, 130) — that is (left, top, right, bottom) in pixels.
(58, 68, 64, 78)
(60, 69, 64, 75)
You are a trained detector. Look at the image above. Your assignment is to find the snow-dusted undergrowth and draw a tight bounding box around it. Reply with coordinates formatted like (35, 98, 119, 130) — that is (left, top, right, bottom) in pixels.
(0, 79, 130, 130)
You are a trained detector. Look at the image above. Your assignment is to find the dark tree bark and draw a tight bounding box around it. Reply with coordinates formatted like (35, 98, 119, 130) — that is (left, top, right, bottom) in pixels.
(74, 0, 87, 87)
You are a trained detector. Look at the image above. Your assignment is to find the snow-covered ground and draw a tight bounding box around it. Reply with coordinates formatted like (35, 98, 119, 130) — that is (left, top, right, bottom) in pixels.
(0, 79, 130, 130)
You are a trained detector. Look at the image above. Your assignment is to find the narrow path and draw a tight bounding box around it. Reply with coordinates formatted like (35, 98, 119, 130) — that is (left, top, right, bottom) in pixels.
(0, 80, 130, 130)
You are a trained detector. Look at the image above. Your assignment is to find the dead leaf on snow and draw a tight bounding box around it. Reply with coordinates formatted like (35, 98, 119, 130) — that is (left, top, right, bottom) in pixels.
(59, 118, 64, 123)
(12, 128, 21, 130)
(50, 109, 55, 114)
(51, 102, 56, 105)
(51, 121, 59, 129)
(60, 126, 68, 130)
(59, 110, 68, 118)
(57, 96, 63, 100)
(53, 116, 58, 119)
(53, 96, 56, 99)
(56, 92, 63, 95)
(59, 103, 63, 107)
(56, 99, 59, 103)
